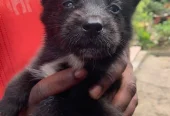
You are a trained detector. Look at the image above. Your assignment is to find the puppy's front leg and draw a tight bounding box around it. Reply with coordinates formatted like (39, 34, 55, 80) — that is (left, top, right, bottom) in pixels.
(0, 70, 39, 116)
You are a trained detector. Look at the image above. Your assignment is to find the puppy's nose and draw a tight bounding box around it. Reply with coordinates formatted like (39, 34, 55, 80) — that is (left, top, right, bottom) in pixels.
(83, 23, 103, 32)
(82, 16, 103, 33)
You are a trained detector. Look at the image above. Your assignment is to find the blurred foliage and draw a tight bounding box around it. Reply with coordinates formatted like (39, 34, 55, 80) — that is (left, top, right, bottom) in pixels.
(132, 0, 170, 49)
(132, 0, 154, 49)
(155, 20, 170, 37)
(136, 28, 155, 49)
(154, 20, 170, 46)
(147, 1, 166, 14)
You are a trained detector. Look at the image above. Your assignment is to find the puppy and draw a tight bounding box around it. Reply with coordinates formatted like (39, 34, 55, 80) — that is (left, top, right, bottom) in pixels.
(0, 0, 140, 116)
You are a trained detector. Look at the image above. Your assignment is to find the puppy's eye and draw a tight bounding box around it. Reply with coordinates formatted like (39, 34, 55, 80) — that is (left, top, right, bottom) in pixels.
(63, 1, 74, 8)
(109, 4, 121, 14)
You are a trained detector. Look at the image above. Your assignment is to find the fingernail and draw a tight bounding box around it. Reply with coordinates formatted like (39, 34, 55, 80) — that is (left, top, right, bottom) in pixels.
(74, 69, 87, 79)
(89, 86, 102, 100)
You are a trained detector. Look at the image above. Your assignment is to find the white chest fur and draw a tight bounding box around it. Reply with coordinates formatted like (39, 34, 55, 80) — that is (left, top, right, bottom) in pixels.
(37, 54, 84, 77)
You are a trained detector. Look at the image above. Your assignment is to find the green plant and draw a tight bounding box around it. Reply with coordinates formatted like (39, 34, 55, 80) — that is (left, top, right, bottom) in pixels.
(132, 0, 170, 49)
(154, 20, 170, 46)
(133, 0, 152, 22)
(155, 20, 170, 37)
(132, 0, 154, 49)
(147, 1, 166, 14)
(135, 27, 155, 49)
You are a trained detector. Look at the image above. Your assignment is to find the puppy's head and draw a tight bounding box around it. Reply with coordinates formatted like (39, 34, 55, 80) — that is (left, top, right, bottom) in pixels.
(41, 0, 140, 59)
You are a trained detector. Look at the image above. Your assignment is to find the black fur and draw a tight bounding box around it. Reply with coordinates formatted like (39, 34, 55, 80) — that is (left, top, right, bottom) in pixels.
(0, 0, 140, 116)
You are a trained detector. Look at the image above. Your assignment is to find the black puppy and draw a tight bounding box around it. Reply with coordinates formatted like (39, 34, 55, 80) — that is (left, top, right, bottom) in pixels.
(0, 0, 140, 116)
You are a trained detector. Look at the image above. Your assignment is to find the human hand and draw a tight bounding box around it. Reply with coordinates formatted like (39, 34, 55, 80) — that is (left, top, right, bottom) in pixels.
(19, 68, 87, 116)
(89, 62, 138, 116)
(19, 60, 137, 116)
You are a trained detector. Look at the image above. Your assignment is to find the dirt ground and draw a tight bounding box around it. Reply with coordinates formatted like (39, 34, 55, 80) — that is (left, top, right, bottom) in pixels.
(133, 53, 170, 116)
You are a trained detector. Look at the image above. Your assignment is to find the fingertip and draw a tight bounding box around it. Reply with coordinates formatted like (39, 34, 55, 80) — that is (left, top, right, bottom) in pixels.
(89, 85, 103, 100)
(74, 69, 87, 79)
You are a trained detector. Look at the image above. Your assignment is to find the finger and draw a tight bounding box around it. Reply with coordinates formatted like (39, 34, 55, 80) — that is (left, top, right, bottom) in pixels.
(112, 63, 137, 112)
(89, 75, 117, 100)
(123, 94, 138, 116)
(29, 68, 87, 106)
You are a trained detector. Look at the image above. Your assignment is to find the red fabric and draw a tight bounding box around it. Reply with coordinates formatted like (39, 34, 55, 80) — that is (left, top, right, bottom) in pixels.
(0, 0, 43, 99)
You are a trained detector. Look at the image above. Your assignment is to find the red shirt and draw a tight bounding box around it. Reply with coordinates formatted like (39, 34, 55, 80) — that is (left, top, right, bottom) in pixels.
(0, 0, 43, 99)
